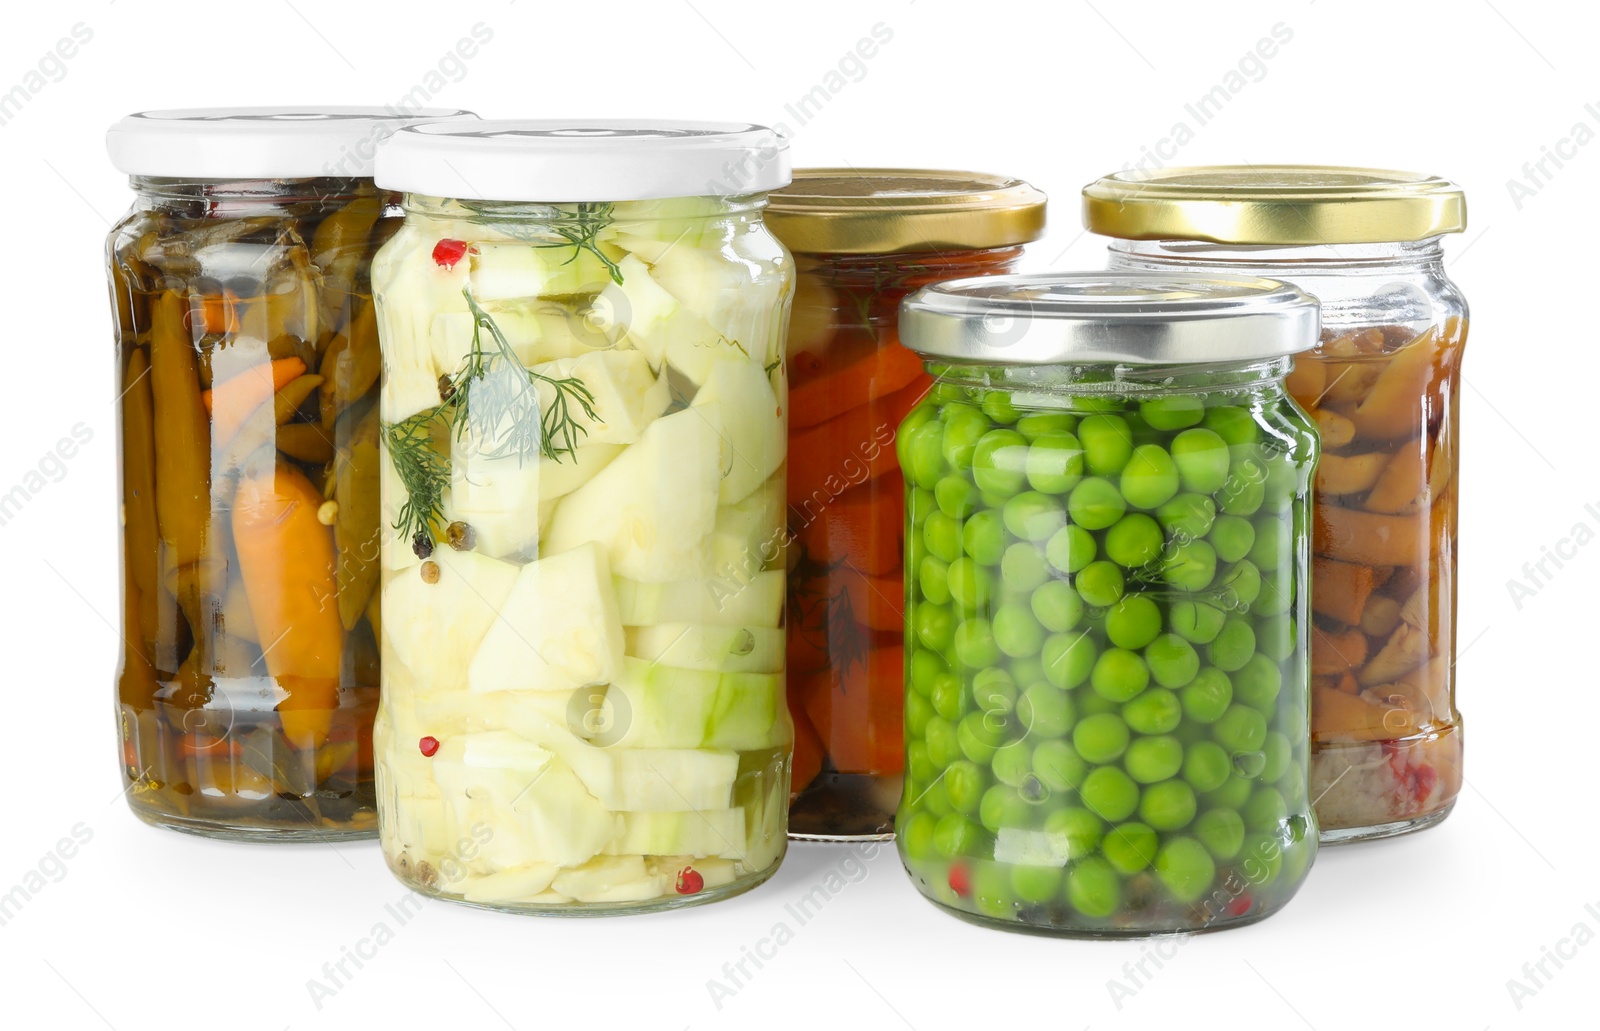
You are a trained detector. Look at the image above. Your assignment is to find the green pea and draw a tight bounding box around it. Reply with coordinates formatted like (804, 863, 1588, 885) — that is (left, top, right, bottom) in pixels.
(1194, 808, 1245, 860)
(1180, 667, 1233, 724)
(1262, 450, 1299, 503)
(1043, 806, 1104, 859)
(1233, 654, 1282, 710)
(1003, 491, 1067, 542)
(1045, 524, 1097, 574)
(1078, 414, 1135, 475)
(906, 691, 936, 738)
(919, 776, 951, 816)
(923, 511, 962, 563)
(940, 404, 990, 471)
(1066, 857, 1122, 918)
(915, 604, 956, 651)
(1140, 395, 1205, 430)
(935, 474, 980, 519)
(953, 619, 1001, 668)
(971, 429, 1030, 495)
(1253, 576, 1294, 616)
(1011, 657, 1046, 687)
(1157, 493, 1217, 541)
(1169, 600, 1226, 644)
(1261, 731, 1291, 782)
(1105, 595, 1162, 650)
(910, 650, 947, 696)
(930, 380, 969, 405)
(1202, 405, 1258, 445)
(896, 402, 938, 471)
(909, 485, 935, 527)
(1122, 688, 1183, 735)
(1030, 582, 1084, 636)
(1243, 786, 1288, 829)
(1010, 863, 1063, 904)
(1203, 773, 1254, 810)
(970, 861, 1017, 918)
(981, 390, 1020, 425)
(1220, 461, 1266, 516)
(898, 809, 940, 860)
(993, 602, 1046, 659)
(1120, 444, 1181, 510)
(962, 510, 1006, 565)
(979, 490, 1011, 509)
(1067, 477, 1127, 530)
(1016, 682, 1075, 738)
(945, 557, 991, 610)
(1033, 740, 1088, 792)
(1073, 712, 1131, 764)
(1091, 648, 1149, 703)
(930, 671, 964, 721)
(1256, 614, 1294, 663)
(925, 715, 962, 767)
(904, 418, 948, 489)
(1213, 704, 1268, 754)
(979, 784, 1032, 833)
(1103, 822, 1159, 874)
(1080, 765, 1140, 822)
(1041, 630, 1097, 689)
(1016, 411, 1078, 441)
(1155, 836, 1216, 903)
(945, 760, 987, 814)
(972, 668, 1018, 717)
(1001, 542, 1050, 592)
(1105, 513, 1164, 569)
(1144, 634, 1200, 689)
(958, 712, 1004, 764)
(1181, 740, 1233, 793)
(991, 740, 1034, 787)
(1208, 618, 1257, 672)
(1139, 779, 1197, 831)
(1216, 560, 1262, 609)
(1125, 735, 1184, 784)
(1248, 516, 1287, 572)
(1239, 831, 1284, 886)
(1170, 427, 1230, 493)
(1025, 431, 1086, 494)
(919, 556, 952, 605)
(1209, 515, 1256, 565)
(933, 812, 987, 857)
(1075, 560, 1126, 608)
(1161, 539, 1217, 592)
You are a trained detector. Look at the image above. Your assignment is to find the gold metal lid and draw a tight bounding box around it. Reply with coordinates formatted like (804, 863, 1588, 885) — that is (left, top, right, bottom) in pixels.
(1082, 165, 1466, 245)
(766, 168, 1047, 254)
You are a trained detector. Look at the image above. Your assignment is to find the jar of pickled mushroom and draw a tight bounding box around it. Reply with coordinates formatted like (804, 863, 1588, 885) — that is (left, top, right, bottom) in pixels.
(764, 169, 1046, 840)
(895, 273, 1321, 936)
(1086, 166, 1468, 843)
(369, 120, 794, 912)
(105, 107, 474, 840)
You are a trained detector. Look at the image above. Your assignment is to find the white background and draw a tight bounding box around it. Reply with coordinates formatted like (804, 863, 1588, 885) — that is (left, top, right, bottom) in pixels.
(1, 0, 1594, 1028)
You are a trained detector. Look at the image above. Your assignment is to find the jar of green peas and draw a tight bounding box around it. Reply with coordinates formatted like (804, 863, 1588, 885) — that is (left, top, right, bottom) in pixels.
(894, 273, 1321, 936)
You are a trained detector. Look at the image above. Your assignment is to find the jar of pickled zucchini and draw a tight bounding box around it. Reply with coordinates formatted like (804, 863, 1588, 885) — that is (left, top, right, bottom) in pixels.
(105, 107, 474, 840)
(764, 169, 1046, 840)
(895, 273, 1321, 936)
(369, 121, 794, 913)
(1086, 166, 1468, 843)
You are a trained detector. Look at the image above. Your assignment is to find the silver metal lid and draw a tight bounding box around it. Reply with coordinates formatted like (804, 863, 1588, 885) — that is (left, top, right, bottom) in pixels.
(898, 272, 1319, 365)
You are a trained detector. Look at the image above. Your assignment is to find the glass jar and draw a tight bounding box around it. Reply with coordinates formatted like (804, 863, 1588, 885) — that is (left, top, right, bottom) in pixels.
(1086, 166, 1468, 843)
(765, 170, 1046, 840)
(895, 273, 1321, 937)
(370, 121, 794, 913)
(104, 107, 473, 840)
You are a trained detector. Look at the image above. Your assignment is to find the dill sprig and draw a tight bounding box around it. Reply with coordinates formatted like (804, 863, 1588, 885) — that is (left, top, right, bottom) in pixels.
(383, 411, 449, 544)
(534, 202, 624, 285)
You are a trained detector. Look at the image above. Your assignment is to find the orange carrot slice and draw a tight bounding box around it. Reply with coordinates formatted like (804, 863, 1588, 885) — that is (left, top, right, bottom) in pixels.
(798, 482, 904, 577)
(1314, 503, 1424, 568)
(203, 357, 306, 446)
(789, 341, 925, 429)
(800, 643, 904, 775)
(787, 390, 907, 508)
(1311, 556, 1377, 626)
(789, 704, 824, 798)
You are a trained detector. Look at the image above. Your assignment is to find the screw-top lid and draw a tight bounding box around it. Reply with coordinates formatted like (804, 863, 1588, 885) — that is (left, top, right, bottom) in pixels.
(1082, 165, 1466, 246)
(765, 169, 1047, 254)
(106, 107, 478, 180)
(374, 119, 790, 202)
(899, 272, 1319, 365)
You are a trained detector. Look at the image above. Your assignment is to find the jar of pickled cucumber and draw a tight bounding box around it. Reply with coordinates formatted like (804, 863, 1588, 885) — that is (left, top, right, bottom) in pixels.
(1085, 166, 1468, 843)
(895, 273, 1321, 936)
(764, 169, 1046, 840)
(105, 107, 474, 840)
(369, 121, 794, 913)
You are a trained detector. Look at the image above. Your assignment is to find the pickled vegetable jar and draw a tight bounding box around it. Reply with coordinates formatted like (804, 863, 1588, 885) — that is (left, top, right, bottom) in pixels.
(105, 107, 473, 840)
(765, 169, 1046, 839)
(1086, 166, 1468, 842)
(895, 273, 1321, 936)
(369, 121, 794, 913)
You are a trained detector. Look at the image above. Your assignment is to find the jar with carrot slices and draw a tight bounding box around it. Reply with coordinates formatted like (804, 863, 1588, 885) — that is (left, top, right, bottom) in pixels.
(369, 121, 793, 913)
(104, 107, 474, 840)
(895, 273, 1321, 936)
(1086, 166, 1469, 843)
(766, 170, 1046, 839)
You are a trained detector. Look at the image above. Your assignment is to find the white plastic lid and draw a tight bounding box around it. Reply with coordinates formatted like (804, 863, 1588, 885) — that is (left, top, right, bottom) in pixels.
(106, 107, 478, 180)
(375, 119, 792, 202)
